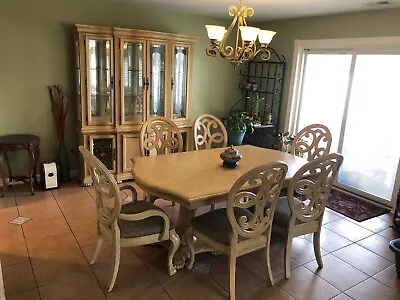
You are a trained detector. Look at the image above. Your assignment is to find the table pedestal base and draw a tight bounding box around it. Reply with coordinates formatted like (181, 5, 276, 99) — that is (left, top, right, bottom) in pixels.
(172, 206, 218, 269)
(173, 238, 216, 270)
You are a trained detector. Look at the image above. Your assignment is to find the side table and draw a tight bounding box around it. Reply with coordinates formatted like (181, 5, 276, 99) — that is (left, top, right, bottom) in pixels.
(0, 134, 40, 196)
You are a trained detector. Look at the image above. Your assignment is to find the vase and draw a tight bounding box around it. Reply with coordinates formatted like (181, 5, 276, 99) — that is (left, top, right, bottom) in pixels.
(57, 145, 71, 182)
(227, 129, 246, 146)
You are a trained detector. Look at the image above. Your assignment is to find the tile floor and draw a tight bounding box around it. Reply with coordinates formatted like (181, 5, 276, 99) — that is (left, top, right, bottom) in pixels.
(0, 181, 399, 300)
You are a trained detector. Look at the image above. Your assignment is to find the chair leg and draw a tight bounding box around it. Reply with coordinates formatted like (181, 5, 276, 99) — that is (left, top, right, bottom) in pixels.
(264, 228, 274, 286)
(168, 229, 180, 276)
(186, 227, 195, 270)
(229, 254, 237, 300)
(108, 236, 121, 292)
(284, 236, 292, 279)
(90, 226, 103, 265)
(313, 230, 323, 268)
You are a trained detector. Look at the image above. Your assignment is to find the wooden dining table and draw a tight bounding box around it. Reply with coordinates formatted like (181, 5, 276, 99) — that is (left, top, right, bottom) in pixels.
(131, 145, 308, 268)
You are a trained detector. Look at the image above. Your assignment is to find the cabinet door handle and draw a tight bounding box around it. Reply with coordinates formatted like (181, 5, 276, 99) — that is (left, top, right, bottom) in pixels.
(171, 77, 174, 90)
(146, 77, 150, 90)
(110, 76, 114, 88)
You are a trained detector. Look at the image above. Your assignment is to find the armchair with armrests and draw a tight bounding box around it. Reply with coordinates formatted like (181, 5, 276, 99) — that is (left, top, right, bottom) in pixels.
(78, 146, 180, 292)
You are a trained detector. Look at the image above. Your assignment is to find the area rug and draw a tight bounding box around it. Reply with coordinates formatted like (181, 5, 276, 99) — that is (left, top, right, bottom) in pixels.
(326, 189, 389, 222)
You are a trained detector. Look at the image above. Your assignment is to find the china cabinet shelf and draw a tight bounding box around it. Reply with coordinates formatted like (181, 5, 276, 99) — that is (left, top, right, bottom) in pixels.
(75, 24, 196, 185)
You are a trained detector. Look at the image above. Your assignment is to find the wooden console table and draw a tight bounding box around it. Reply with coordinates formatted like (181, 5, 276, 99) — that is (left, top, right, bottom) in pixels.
(0, 134, 40, 196)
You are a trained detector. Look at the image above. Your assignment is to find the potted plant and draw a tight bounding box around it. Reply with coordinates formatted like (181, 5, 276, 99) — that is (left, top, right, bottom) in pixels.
(225, 112, 254, 146)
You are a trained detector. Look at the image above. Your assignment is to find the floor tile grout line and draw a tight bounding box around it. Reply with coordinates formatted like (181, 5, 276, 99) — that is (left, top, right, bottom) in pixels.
(50, 189, 109, 299)
(9, 186, 44, 299)
(354, 242, 395, 263)
(137, 253, 174, 300)
(301, 254, 372, 294)
(298, 236, 396, 294)
(328, 250, 391, 287)
(17, 222, 42, 299)
(332, 237, 394, 264)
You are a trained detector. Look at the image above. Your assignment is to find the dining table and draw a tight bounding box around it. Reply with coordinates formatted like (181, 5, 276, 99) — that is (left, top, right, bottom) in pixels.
(131, 145, 308, 268)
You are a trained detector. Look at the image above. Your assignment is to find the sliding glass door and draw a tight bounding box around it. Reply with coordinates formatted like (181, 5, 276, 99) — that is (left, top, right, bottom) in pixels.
(296, 53, 352, 152)
(293, 51, 400, 207)
(337, 54, 400, 203)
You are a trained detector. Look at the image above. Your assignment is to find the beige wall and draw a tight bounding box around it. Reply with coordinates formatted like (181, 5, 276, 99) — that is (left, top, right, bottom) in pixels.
(257, 7, 400, 130)
(0, 0, 239, 172)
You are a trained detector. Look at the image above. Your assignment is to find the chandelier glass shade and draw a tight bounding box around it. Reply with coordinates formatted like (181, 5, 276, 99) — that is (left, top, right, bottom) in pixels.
(205, 0, 276, 67)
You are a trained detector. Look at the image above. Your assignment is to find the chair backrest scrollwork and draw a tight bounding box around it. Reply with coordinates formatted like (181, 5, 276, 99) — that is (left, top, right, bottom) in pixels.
(226, 162, 288, 239)
(290, 124, 332, 161)
(140, 117, 183, 156)
(287, 153, 343, 223)
(79, 146, 121, 226)
(194, 114, 228, 150)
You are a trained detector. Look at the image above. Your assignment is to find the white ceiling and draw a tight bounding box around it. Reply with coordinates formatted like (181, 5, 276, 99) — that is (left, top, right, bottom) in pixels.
(119, 0, 400, 21)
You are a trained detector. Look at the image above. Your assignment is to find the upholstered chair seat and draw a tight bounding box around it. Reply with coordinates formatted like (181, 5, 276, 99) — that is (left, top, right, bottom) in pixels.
(273, 197, 303, 226)
(190, 208, 253, 245)
(117, 201, 168, 239)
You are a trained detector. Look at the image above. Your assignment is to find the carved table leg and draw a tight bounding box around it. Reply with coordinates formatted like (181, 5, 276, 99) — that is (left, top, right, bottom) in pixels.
(3, 151, 12, 184)
(173, 206, 214, 269)
(27, 145, 35, 195)
(33, 145, 40, 186)
(0, 161, 7, 198)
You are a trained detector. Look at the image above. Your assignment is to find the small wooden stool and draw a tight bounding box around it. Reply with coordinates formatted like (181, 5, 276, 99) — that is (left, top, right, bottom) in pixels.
(0, 134, 40, 196)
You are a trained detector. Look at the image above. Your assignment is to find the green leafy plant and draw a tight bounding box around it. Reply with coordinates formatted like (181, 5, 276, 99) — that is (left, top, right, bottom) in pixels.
(225, 112, 254, 133)
(250, 93, 262, 121)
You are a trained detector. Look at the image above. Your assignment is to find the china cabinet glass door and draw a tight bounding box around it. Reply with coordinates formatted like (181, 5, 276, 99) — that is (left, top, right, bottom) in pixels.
(121, 40, 145, 124)
(148, 42, 166, 117)
(172, 45, 189, 120)
(87, 37, 114, 125)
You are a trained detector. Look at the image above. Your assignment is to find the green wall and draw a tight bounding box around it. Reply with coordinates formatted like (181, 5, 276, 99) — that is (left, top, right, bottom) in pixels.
(0, 0, 239, 172)
(257, 7, 400, 130)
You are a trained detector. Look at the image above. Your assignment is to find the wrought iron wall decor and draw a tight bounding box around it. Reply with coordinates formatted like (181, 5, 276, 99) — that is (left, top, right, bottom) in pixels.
(239, 48, 286, 149)
(239, 48, 285, 128)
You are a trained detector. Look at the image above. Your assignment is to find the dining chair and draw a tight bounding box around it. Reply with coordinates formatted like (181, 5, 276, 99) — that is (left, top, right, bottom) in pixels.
(193, 114, 228, 211)
(139, 116, 183, 205)
(186, 162, 288, 300)
(273, 153, 343, 279)
(139, 116, 183, 156)
(79, 146, 180, 292)
(290, 124, 332, 161)
(193, 114, 228, 150)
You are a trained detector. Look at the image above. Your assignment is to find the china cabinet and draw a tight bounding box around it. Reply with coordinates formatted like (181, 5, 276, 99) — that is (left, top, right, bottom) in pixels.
(75, 25, 196, 185)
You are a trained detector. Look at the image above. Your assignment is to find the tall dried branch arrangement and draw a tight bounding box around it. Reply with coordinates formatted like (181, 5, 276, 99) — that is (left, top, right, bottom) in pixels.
(48, 85, 69, 147)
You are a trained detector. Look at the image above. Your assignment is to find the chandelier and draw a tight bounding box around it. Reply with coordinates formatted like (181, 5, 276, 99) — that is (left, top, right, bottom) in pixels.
(205, 0, 276, 68)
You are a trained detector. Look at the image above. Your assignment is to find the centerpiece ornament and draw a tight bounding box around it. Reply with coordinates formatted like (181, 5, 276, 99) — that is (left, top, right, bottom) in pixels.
(205, 0, 276, 68)
(220, 145, 243, 168)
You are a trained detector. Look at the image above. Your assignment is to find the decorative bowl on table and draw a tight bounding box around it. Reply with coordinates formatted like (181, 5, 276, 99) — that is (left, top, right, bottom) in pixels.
(220, 146, 242, 168)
